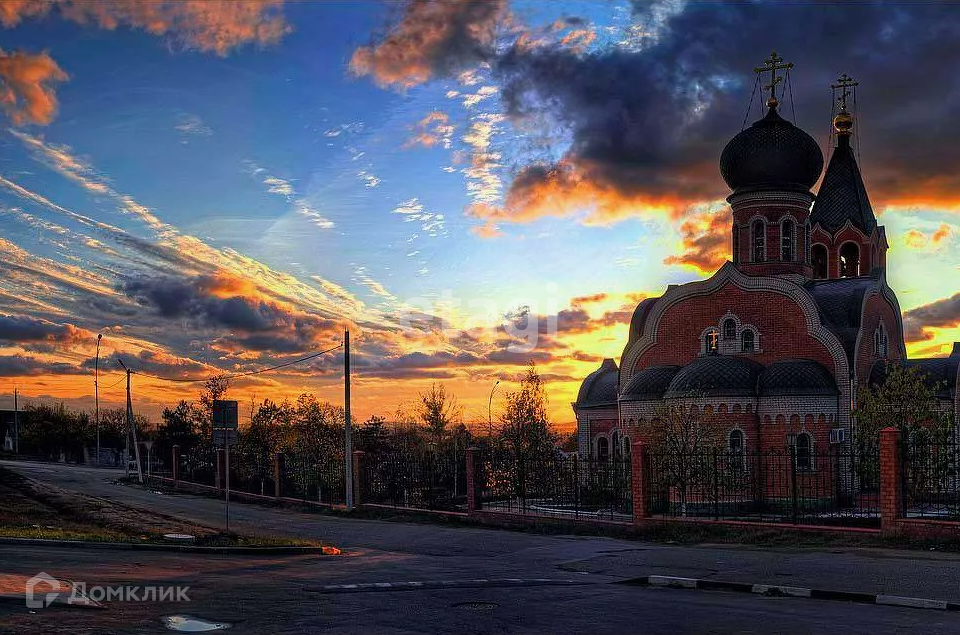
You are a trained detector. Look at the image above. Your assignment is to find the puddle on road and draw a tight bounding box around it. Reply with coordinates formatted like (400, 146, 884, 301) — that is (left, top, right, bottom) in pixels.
(162, 615, 231, 632)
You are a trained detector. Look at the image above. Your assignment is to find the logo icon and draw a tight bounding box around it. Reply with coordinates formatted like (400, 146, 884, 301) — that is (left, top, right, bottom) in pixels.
(25, 572, 61, 609)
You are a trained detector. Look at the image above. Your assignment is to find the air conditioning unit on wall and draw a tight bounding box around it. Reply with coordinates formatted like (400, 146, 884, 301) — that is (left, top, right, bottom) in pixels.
(829, 428, 846, 444)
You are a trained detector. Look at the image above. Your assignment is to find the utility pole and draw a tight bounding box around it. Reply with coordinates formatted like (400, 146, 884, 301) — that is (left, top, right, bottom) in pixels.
(95, 333, 102, 466)
(13, 387, 18, 455)
(344, 329, 353, 511)
(117, 359, 143, 484)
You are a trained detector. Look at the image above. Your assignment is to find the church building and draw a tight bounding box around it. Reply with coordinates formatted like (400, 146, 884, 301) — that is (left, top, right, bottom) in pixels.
(574, 55, 960, 461)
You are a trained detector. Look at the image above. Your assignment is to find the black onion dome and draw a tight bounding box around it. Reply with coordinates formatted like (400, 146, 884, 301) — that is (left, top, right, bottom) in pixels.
(576, 358, 619, 408)
(759, 359, 838, 396)
(720, 107, 824, 193)
(620, 365, 682, 401)
(665, 356, 763, 398)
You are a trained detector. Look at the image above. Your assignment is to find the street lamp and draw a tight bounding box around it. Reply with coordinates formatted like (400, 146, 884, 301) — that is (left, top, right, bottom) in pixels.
(95, 333, 102, 466)
(488, 380, 500, 439)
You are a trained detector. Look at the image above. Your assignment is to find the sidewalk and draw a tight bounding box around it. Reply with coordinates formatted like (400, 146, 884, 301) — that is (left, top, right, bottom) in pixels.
(561, 542, 960, 602)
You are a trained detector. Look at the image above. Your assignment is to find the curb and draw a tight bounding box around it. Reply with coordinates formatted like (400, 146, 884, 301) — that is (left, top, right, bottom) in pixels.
(0, 537, 331, 555)
(620, 575, 960, 611)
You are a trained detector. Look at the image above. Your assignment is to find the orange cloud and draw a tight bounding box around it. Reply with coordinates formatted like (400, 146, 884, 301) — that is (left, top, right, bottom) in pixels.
(4, 1, 290, 56)
(350, 0, 507, 89)
(902, 223, 953, 250)
(0, 49, 68, 125)
(932, 222, 952, 245)
(405, 110, 455, 149)
(663, 208, 730, 273)
(467, 159, 697, 228)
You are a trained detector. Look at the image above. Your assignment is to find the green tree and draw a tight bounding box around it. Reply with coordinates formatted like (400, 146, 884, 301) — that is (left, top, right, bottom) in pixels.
(498, 363, 558, 462)
(854, 362, 951, 444)
(416, 383, 462, 445)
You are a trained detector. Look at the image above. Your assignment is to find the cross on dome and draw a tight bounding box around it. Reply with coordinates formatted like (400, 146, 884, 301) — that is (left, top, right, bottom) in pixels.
(753, 50, 794, 109)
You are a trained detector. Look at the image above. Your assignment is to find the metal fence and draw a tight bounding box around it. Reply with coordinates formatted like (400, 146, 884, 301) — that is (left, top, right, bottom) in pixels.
(902, 440, 960, 520)
(362, 450, 466, 511)
(478, 451, 632, 522)
(647, 444, 880, 527)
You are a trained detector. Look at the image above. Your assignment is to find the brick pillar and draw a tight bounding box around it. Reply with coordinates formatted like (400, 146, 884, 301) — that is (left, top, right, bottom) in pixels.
(631, 440, 649, 524)
(465, 446, 478, 514)
(880, 426, 902, 536)
(172, 445, 180, 487)
(273, 453, 282, 499)
(352, 450, 365, 507)
(216, 448, 225, 491)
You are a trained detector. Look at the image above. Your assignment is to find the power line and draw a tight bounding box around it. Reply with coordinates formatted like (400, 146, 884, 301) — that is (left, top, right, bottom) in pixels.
(129, 343, 344, 384)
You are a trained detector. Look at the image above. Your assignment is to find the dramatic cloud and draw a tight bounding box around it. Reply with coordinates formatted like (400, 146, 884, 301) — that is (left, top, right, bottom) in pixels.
(903, 292, 960, 343)
(0, 353, 84, 377)
(0, 49, 68, 125)
(350, 0, 507, 89)
(664, 206, 730, 272)
(0, 314, 92, 348)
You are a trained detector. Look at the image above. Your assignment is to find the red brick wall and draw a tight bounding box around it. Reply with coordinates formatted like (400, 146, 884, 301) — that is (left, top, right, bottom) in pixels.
(855, 292, 905, 385)
(634, 282, 838, 375)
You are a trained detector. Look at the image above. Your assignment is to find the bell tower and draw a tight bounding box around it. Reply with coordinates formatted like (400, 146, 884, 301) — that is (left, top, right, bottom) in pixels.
(809, 74, 887, 280)
(720, 52, 824, 278)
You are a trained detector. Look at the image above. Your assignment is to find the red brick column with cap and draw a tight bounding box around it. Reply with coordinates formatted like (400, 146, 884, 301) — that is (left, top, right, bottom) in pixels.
(465, 447, 479, 514)
(631, 440, 650, 524)
(172, 445, 180, 487)
(880, 426, 903, 536)
(352, 450, 365, 507)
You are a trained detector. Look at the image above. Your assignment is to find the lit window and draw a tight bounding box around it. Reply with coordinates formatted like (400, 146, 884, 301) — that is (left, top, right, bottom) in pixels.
(704, 329, 719, 354)
(741, 329, 755, 352)
(751, 219, 765, 261)
(839, 243, 860, 278)
(781, 218, 795, 261)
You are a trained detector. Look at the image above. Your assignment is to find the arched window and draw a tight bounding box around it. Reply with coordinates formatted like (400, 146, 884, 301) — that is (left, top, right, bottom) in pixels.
(839, 243, 860, 278)
(781, 218, 795, 262)
(723, 318, 737, 340)
(741, 329, 755, 353)
(597, 437, 609, 461)
(795, 433, 812, 471)
(704, 329, 719, 354)
(811, 244, 828, 279)
(751, 219, 765, 262)
(732, 228, 740, 264)
(728, 429, 745, 473)
(874, 323, 888, 357)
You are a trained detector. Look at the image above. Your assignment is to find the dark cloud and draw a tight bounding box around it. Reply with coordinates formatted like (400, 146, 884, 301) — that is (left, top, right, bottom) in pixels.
(0, 354, 83, 377)
(903, 292, 960, 343)
(471, 1, 960, 226)
(350, 0, 507, 89)
(0, 314, 91, 346)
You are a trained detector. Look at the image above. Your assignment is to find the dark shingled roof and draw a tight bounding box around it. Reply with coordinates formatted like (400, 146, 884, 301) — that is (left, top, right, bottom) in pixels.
(665, 356, 764, 398)
(620, 365, 682, 401)
(810, 136, 877, 234)
(869, 358, 958, 400)
(720, 107, 823, 194)
(759, 359, 839, 396)
(628, 298, 658, 345)
(576, 358, 619, 408)
(804, 276, 878, 365)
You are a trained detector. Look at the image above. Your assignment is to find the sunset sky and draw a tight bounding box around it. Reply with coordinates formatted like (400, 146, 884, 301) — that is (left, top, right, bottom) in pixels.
(0, 0, 959, 429)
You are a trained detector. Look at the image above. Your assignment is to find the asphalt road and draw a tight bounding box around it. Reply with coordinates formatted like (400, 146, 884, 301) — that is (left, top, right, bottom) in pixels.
(3, 461, 960, 634)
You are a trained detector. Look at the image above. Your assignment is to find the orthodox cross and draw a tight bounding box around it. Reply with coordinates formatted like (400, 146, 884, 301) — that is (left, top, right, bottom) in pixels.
(831, 73, 858, 111)
(754, 50, 794, 107)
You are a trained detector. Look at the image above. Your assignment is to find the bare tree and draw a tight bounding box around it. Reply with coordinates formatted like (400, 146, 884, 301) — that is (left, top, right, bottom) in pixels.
(416, 383, 462, 446)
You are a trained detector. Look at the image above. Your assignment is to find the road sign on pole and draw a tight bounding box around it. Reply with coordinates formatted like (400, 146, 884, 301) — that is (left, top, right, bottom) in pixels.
(212, 399, 239, 533)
